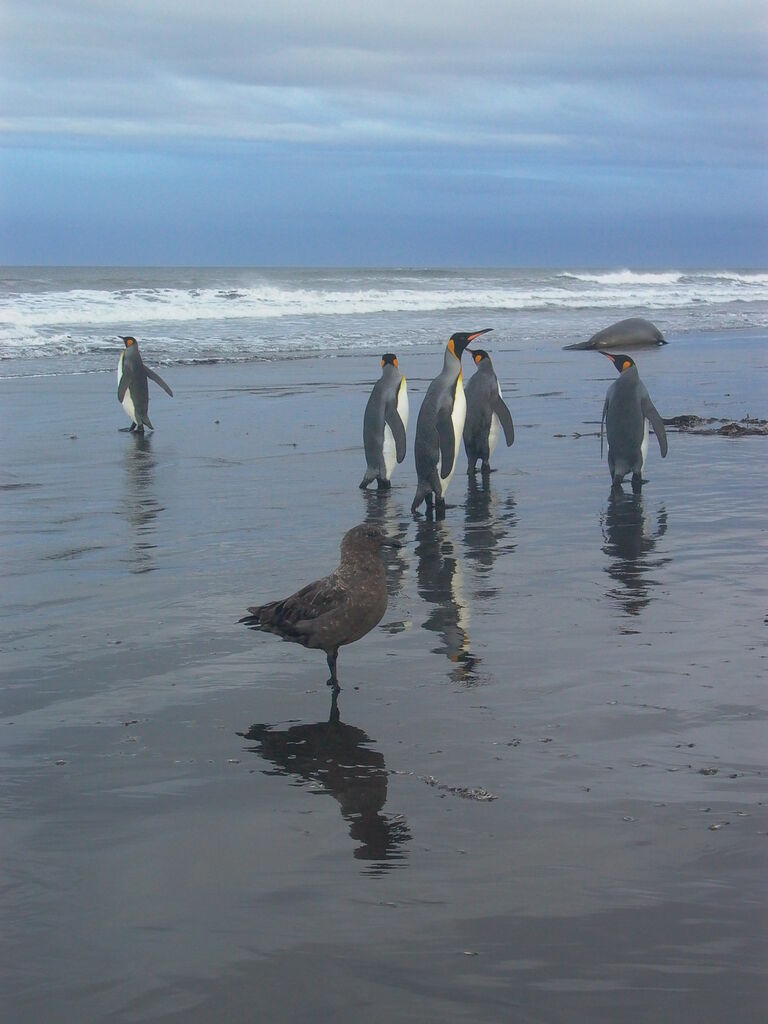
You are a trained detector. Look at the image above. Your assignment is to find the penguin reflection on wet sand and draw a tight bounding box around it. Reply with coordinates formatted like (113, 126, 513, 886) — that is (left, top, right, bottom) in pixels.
(600, 353, 668, 491)
(239, 524, 394, 691)
(415, 518, 480, 684)
(120, 433, 162, 574)
(117, 336, 173, 433)
(239, 693, 410, 871)
(412, 329, 492, 517)
(463, 349, 515, 475)
(361, 489, 409, 601)
(360, 354, 408, 490)
(464, 474, 517, 585)
(602, 490, 669, 617)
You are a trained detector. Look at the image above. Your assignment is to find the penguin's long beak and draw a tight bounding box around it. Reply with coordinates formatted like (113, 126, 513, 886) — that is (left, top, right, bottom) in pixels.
(600, 351, 618, 366)
(468, 329, 492, 343)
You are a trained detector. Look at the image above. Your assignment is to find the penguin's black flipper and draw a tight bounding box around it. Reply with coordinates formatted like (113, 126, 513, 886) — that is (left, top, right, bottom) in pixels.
(385, 401, 407, 463)
(117, 375, 129, 402)
(436, 408, 455, 480)
(642, 397, 668, 457)
(493, 395, 515, 446)
(145, 367, 174, 397)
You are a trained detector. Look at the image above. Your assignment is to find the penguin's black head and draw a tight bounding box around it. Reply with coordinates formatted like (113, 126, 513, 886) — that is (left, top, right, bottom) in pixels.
(469, 349, 491, 366)
(447, 328, 492, 359)
(381, 353, 398, 368)
(121, 336, 137, 348)
(601, 352, 635, 373)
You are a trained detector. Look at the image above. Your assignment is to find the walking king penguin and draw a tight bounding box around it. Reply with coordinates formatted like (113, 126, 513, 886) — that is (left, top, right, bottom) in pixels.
(411, 329, 492, 516)
(117, 336, 173, 432)
(600, 353, 668, 491)
(463, 349, 515, 474)
(360, 353, 409, 490)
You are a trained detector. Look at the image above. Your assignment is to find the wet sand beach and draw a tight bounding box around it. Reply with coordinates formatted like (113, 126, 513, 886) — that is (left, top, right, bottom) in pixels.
(1, 329, 767, 1021)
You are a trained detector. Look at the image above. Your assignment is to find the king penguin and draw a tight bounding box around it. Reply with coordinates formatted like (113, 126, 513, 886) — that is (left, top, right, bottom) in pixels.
(600, 352, 668, 491)
(411, 329, 492, 517)
(117, 336, 173, 433)
(463, 349, 515, 475)
(360, 353, 409, 490)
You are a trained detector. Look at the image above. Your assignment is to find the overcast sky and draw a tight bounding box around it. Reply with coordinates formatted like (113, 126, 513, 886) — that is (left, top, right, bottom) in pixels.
(1, 1, 766, 266)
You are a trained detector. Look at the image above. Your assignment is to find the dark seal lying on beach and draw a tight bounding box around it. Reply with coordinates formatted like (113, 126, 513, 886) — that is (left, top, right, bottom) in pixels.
(564, 317, 666, 351)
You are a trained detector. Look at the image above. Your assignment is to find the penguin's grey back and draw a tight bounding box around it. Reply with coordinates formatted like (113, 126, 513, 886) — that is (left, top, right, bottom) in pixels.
(414, 355, 460, 479)
(464, 360, 498, 447)
(361, 364, 407, 487)
(363, 365, 402, 468)
(605, 367, 647, 474)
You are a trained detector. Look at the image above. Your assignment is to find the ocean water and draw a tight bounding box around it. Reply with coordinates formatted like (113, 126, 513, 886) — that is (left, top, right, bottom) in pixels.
(1, 266, 767, 375)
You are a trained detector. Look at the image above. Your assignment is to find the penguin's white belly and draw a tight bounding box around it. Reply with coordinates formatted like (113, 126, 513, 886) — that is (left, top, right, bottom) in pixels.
(398, 381, 409, 434)
(437, 379, 466, 497)
(488, 413, 501, 458)
(117, 355, 137, 424)
(640, 417, 649, 471)
(382, 382, 409, 481)
(383, 425, 397, 480)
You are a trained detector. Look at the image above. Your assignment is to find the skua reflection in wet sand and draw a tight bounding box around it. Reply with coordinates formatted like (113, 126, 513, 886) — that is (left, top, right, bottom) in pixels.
(601, 489, 669, 619)
(239, 692, 410, 873)
(463, 474, 517, 591)
(415, 518, 481, 685)
(119, 434, 163, 573)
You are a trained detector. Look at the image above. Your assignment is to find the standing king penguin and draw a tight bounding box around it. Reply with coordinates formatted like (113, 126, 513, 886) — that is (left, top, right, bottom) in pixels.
(600, 352, 668, 491)
(360, 353, 409, 490)
(411, 329, 492, 516)
(117, 336, 173, 432)
(463, 349, 515, 474)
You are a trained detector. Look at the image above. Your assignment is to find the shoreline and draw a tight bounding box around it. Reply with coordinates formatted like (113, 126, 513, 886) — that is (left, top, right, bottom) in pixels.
(1, 327, 766, 1022)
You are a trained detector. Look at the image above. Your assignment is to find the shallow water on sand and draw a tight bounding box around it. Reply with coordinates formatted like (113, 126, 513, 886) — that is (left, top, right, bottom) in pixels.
(1, 330, 766, 1022)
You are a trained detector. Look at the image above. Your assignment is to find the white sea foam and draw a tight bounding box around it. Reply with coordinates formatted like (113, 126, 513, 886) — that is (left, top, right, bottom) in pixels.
(1, 268, 766, 368)
(560, 270, 684, 285)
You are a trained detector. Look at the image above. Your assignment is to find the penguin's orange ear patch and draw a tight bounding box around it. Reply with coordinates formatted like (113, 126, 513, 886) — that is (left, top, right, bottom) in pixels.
(622, 360, 631, 371)
(447, 338, 456, 357)
(474, 352, 482, 364)
(393, 357, 398, 367)
(125, 337, 135, 347)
